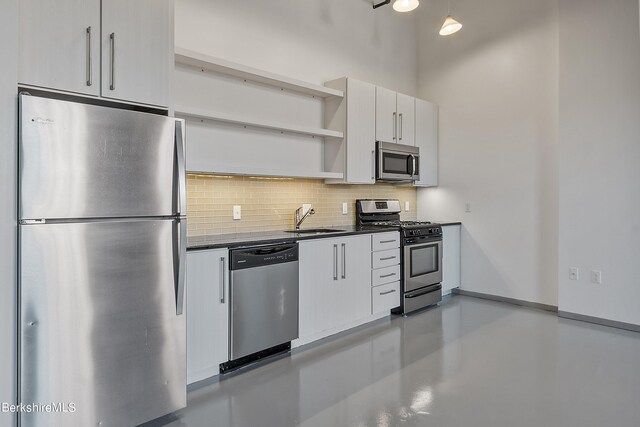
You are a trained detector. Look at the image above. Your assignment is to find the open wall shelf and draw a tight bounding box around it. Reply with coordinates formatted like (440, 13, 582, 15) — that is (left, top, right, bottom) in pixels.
(175, 48, 344, 99)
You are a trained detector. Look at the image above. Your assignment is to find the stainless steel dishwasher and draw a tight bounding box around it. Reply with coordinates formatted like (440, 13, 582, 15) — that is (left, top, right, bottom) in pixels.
(224, 242, 299, 371)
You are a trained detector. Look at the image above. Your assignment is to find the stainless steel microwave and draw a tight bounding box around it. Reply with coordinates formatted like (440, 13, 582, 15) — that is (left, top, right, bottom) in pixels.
(376, 141, 420, 182)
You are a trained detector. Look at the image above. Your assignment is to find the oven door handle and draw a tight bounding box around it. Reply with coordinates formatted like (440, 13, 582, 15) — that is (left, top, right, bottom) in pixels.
(405, 284, 442, 299)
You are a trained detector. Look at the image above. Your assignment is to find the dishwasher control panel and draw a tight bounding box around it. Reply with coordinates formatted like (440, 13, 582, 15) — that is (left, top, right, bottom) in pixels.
(230, 243, 299, 270)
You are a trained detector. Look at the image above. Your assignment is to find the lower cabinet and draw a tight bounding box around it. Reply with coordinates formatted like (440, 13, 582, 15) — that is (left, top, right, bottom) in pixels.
(186, 248, 229, 384)
(442, 225, 461, 294)
(371, 231, 401, 314)
(298, 235, 371, 342)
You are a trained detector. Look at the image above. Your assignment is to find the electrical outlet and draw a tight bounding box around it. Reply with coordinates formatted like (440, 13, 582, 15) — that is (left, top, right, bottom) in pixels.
(591, 270, 602, 284)
(465, 202, 472, 213)
(569, 267, 579, 281)
(342, 202, 348, 215)
(302, 203, 312, 215)
(405, 201, 410, 212)
(233, 205, 241, 220)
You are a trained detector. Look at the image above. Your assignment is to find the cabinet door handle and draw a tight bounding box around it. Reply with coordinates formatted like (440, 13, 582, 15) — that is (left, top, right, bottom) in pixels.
(380, 289, 397, 296)
(399, 113, 403, 141)
(380, 256, 396, 261)
(109, 32, 116, 90)
(220, 257, 226, 303)
(371, 150, 375, 181)
(341, 243, 346, 280)
(393, 112, 397, 140)
(333, 244, 338, 281)
(85, 27, 92, 86)
(380, 273, 396, 279)
(380, 239, 396, 244)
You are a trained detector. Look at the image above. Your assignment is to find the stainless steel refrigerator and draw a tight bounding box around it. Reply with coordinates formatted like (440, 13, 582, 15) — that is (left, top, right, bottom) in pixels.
(18, 94, 187, 427)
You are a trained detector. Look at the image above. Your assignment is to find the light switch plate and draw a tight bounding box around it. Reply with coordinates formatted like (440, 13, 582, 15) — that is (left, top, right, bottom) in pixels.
(465, 202, 472, 213)
(342, 203, 348, 215)
(233, 205, 241, 220)
(591, 270, 602, 284)
(405, 201, 410, 212)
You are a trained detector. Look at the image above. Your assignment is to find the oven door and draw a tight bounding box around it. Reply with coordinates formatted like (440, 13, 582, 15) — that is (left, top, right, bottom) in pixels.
(403, 239, 443, 293)
(377, 142, 419, 181)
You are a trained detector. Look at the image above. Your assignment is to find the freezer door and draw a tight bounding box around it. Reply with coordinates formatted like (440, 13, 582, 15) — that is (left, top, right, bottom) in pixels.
(20, 219, 186, 427)
(19, 95, 182, 220)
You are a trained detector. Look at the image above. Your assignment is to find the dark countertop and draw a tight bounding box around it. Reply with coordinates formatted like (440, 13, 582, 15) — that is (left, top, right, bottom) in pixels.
(437, 221, 462, 226)
(187, 225, 400, 251)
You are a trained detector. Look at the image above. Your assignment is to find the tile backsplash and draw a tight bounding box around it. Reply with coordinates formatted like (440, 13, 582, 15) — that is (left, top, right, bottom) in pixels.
(187, 174, 417, 237)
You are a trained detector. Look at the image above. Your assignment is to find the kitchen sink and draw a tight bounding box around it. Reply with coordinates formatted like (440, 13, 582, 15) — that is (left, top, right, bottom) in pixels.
(284, 228, 345, 234)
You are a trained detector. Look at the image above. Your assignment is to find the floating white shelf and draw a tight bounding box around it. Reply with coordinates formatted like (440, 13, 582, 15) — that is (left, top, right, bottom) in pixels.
(175, 47, 344, 99)
(175, 105, 344, 139)
(187, 163, 344, 180)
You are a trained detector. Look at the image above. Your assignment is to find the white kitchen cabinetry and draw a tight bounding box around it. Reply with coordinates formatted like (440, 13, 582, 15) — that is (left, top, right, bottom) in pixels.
(442, 225, 461, 295)
(18, 0, 173, 108)
(396, 93, 415, 146)
(324, 77, 377, 184)
(370, 231, 401, 314)
(375, 87, 415, 146)
(298, 235, 371, 343)
(186, 248, 229, 384)
(375, 86, 398, 143)
(101, 0, 173, 107)
(18, 0, 101, 97)
(413, 99, 439, 187)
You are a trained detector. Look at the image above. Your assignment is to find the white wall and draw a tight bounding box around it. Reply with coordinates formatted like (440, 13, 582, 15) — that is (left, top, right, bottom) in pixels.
(558, 0, 640, 325)
(416, 0, 559, 306)
(175, 0, 418, 95)
(0, 0, 17, 425)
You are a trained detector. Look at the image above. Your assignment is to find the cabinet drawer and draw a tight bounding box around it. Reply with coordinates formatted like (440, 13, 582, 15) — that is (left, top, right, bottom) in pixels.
(372, 264, 401, 286)
(372, 232, 400, 251)
(372, 248, 400, 269)
(372, 281, 400, 314)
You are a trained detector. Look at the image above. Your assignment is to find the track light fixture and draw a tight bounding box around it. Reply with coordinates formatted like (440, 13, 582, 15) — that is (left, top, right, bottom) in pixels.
(372, 0, 420, 13)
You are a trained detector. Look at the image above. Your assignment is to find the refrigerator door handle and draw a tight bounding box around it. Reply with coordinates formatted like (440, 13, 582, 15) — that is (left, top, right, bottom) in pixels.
(175, 119, 187, 216)
(175, 218, 187, 315)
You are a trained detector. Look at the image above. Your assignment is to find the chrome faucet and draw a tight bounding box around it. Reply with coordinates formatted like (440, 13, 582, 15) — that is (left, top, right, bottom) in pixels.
(295, 206, 315, 230)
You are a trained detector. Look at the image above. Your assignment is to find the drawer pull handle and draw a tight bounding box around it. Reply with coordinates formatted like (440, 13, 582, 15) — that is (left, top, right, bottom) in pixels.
(380, 256, 396, 261)
(380, 239, 396, 244)
(380, 273, 396, 278)
(380, 289, 397, 296)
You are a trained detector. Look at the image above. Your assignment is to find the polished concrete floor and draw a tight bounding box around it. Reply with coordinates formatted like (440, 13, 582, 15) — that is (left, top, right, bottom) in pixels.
(147, 295, 640, 427)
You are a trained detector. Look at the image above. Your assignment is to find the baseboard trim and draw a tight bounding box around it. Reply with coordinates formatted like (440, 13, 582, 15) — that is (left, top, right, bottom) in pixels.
(452, 288, 558, 313)
(558, 311, 640, 333)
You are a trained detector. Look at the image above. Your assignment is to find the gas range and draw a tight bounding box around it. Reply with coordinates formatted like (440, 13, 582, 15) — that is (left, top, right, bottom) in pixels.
(355, 199, 443, 315)
(355, 200, 442, 239)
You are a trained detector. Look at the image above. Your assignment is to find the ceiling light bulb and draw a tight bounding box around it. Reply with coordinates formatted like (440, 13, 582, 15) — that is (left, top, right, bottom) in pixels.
(393, 0, 419, 12)
(439, 15, 462, 35)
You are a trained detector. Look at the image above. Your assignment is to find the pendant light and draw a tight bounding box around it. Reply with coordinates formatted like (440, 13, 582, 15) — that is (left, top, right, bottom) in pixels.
(439, 0, 462, 36)
(393, 0, 420, 12)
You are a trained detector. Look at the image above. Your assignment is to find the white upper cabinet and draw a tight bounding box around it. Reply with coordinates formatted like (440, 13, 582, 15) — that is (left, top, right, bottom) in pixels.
(325, 77, 376, 184)
(18, 0, 173, 108)
(101, 0, 173, 107)
(396, 93, 415, 146)
(375, 86, 398, 143)
(376, 88, 415, 146)
(414, 99, 439, 187)
(19, 0, 101, 97)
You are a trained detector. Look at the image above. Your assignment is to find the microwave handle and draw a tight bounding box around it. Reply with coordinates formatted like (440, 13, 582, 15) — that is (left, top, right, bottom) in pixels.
(407, 155, 414, 176)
